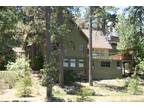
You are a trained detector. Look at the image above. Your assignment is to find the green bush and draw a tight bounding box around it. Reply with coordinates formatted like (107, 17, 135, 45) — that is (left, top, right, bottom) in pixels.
(6, 56, 33, 97)
(53, 86, 66, 97)
(76, 87, 94, 102)
(0, 48, 16, 70)
(64, 70, 77, 84)
(4, 56, 31, 89)
(15, 71, 32, 97)
(126, 75, 141, 95)
(6, 55, 31, 77)
(40, 59, 58, 87)
(77, 87, 95, 96)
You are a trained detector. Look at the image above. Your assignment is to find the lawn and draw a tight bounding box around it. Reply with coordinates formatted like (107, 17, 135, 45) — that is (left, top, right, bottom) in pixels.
(1, 71, 144, 102)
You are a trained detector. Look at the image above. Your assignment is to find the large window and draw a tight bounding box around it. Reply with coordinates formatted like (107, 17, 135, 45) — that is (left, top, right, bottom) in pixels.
(101, 61, 110, 67)
(78, 59, 84, 68)
(70, 59, 76, 68)
(63, 59, 69, 67)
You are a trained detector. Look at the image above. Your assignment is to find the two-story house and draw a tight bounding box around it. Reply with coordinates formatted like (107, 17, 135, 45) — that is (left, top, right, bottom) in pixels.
(25, 20, 123, 80)
(82, 29, 122, 80)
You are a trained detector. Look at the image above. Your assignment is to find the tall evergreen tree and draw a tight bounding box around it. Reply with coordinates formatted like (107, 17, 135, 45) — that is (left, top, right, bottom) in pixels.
(0, 7, 19, 69)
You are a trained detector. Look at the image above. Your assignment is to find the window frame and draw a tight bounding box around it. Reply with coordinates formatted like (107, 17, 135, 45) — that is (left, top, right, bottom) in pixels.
(78, 59, 84, 68)
(101, 61, 111, 67)
(63, 59, 69, 67)
(70, 59, 76, 68)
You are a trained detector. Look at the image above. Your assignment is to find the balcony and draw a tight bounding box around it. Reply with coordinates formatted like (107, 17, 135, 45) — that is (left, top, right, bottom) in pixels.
(92, 53, 111, 59)
(92, 51, 128, 60)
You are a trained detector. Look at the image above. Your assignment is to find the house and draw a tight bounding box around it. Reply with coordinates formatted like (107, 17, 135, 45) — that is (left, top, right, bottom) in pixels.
(26, 20, 123, 80)
(61, 22, 123, 80)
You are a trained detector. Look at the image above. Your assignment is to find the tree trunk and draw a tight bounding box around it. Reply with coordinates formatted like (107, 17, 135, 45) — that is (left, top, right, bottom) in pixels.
(89, 7, 93, 86)
(44, 6, 52, 101)
(57, 7, 64, 87)
(59, 42, 64, 87)
(102, 19, 106, 35)
(46, 85, 52, 101)
(31, 44, 35, 69)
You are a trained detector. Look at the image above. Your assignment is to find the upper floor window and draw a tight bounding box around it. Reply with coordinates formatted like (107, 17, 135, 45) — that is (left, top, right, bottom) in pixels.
(79, 44, 84, 53)
(70, 59, 76, 68)
(101, 61, 110, 67)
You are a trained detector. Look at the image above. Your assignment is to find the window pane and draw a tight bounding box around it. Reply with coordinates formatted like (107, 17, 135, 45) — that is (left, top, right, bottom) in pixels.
(101, 61, 110, 67)
(79, 63, 84, 67)
(78, 59, 84, 68)
(101, 61, 105, 67)
(70, 59, 76, 67)
(63, 59, 68, 67)
(70, 63, 76, 67)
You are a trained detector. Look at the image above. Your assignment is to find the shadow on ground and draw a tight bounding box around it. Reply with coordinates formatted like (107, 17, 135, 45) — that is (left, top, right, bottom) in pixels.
(96, 83, 127, 93)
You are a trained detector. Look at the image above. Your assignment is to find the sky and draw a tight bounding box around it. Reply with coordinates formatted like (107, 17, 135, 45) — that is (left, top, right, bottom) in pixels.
(79, 6, 128, 18)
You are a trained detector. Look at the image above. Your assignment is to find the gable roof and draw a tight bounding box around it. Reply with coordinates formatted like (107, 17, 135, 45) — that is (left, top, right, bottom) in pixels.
(81, 29, 112, 49)
(69, 20, 89, 42)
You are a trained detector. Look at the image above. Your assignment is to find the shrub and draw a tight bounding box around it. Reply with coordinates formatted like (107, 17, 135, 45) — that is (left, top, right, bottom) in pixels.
(9, 56, 33, 97)
(76, 87, 94, 102)
(40, 59, 58, 87)
(53, 86, 66, 97)
(77, 86, 95, 96)
(0, 48, 16, 70)
(126, 75, 141, 95)
(40, 56, 58, 101)
(64, 70, 77, 84)
(15, 70, 32, 97)
(4, 56, 31, 89)
(6, 55, 31, 77)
